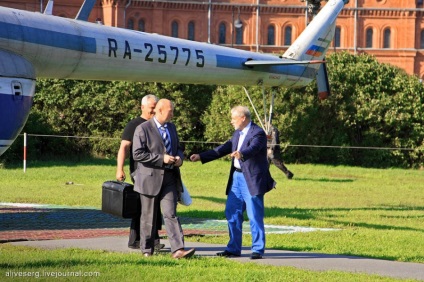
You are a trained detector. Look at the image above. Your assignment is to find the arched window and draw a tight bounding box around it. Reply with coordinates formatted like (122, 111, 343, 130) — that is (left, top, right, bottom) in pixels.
(366, 28, 373, 48)
(127, 18, 134, 30)
(235, 26, 243, 44)
(284, 26, 292, 46)
(267, 25, 275, 45)
(188, 21, 195, 41)
(421, 29, 424, 49)
(171, 21, 179, 38)
(138, 20, 145, 32)
(219, 22, 226, 44)
(383, 28, 391, 48)
(333, 26, 341, 47)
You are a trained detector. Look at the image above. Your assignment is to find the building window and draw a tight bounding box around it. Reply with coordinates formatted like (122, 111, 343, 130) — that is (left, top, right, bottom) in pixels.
(188, 21, 195, 41)
(284, 26, 292, 46)
(171, 21, 179, 38)
(421, 30, 424, 49)
(383, 28, 391, 48)
(138, 20, 145, 32)
(127, 18, 134, 30)
(219, 22, 226, 44)
(334, 26, 341, 47)
(366, 28, 373, 48)
(267, 25, 275, 45)
(235, 26, 243, 44)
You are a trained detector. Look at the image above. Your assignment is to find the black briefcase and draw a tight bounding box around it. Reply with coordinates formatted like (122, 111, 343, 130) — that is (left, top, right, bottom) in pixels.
(101, 181, 140, 218)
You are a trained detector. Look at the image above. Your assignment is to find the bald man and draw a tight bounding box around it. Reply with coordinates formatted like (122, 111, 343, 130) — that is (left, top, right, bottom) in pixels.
(132, 99, 195, 259)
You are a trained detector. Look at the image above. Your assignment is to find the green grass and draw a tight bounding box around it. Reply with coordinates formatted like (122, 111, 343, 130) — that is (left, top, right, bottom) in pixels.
(1, 159, 423, 281)
(0, 245, 415, 282)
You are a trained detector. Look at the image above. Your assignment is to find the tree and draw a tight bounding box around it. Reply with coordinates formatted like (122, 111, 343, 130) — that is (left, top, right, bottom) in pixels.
(203, 52, 424, 168)
(3, 80, 215, 161)
(327, 52, 424, 167)
(3, 52, 423, 168)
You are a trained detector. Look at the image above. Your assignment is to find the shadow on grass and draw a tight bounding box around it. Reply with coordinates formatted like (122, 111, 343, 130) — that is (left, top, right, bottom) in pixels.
(181, 196, 424, 232)
(264, 206, 424, 232)
(0, 248, 179, 268)
(292, 177, 355, 183)
(1, 200, 422, 234)
(0, 207, 131, 231)
(0, 206, 227, 233)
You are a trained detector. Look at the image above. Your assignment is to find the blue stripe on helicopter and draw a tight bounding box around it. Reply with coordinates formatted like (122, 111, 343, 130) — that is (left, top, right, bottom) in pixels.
(215, 54, 316, 77)
(0, 22, 96, 53)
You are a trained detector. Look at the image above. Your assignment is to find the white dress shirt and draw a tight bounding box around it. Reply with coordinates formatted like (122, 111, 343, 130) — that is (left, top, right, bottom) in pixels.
(234, 122, 251, 169)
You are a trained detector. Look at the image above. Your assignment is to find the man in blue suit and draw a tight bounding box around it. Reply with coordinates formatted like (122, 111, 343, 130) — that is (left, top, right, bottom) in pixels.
(190, 105, 276, 259)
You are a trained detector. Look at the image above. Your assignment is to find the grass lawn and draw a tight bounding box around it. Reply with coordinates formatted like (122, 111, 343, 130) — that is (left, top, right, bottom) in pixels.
(0, 159, 423, 281)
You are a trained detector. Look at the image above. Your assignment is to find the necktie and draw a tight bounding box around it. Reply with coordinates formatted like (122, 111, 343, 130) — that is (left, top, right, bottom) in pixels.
(160, 125, 172, 154)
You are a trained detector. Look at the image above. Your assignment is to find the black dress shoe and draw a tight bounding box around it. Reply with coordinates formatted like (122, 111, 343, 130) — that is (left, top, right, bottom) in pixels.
(154, 243, 165, 251)
(286, 171, 294, 179)
(128, 241, 140, 249)
(250, 252, 262, 260)
(216, 250, 240, 257)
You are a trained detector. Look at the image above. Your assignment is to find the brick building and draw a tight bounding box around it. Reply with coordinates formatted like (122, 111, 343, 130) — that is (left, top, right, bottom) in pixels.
(2, 0, 424, 79)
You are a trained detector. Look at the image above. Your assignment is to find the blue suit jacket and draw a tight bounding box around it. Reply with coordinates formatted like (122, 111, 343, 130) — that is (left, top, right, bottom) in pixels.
(200, 122, 276, 196)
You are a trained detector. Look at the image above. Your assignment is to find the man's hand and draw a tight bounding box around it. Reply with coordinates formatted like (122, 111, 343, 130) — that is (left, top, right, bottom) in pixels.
(164, 155, 182, 167)
(190, 154, 200, 162)
(116, 170, 126, 182)
(174, 156, 182, 167)
(164, 154, 176, 164)
(230, 150, 243, 160)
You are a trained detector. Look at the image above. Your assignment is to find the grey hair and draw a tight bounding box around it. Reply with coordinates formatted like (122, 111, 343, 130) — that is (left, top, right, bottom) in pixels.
(231, 105, 251, 120)
(141, 94, 159, 105)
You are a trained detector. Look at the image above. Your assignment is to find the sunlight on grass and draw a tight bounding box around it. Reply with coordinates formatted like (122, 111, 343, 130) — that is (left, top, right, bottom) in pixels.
(0, 245, 408, 282)
(1, 159, 423, 266)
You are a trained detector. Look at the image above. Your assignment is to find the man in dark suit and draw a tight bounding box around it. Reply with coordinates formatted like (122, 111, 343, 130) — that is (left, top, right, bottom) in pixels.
(132, 98, 195, 259)
(115, 94, 164, 250)
(190, 105, 276, 260)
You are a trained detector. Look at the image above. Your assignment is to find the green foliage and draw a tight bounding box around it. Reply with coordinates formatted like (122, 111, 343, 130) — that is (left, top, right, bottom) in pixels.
(203, 85, 250, 144)
(326, 52, 424, 167)
(2, 52, 423, 168)
(202, 52, 424, 168)
(135, 82, 216, 154)
(2, 81, 215, 161)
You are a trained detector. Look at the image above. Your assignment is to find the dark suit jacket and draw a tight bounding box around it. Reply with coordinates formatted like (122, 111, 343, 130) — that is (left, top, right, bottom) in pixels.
(132, 118, 184, 196)
(200, 122, 276, 196)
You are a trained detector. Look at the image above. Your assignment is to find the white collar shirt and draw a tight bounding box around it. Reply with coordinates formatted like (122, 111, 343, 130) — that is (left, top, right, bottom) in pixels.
(234, 122, 251, 169)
